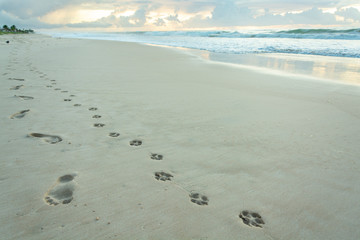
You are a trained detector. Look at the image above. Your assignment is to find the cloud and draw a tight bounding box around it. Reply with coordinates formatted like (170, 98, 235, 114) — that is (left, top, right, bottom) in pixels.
(1, 0, 360, 30)
(66, 21, 112, 28)
(167, 14, 181, 23)
(336, 7, 360, 22)
(210, 2, 254, 26)
(285, 7, 338, 24)
(0, 0, 75, 19)
(154, 18, 166, 26)
(183, 14, 211, 28)
(0, 9, 60, 29)
(184, 5, 340, 27)
(116, 7, 147, 27)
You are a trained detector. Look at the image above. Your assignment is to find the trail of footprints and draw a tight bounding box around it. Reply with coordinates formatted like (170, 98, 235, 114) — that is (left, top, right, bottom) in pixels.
(8, 59, 265, 230)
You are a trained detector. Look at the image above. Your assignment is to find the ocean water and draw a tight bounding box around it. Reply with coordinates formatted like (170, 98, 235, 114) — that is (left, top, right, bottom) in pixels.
(46, 28, 360, 85)
(48, 28, 360, 58)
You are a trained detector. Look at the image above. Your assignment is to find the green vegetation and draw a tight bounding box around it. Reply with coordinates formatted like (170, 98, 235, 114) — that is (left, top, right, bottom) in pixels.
(0, 25, 34, 35)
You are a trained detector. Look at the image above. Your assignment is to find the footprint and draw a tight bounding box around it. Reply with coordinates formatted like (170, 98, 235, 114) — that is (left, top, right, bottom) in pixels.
(94, 123, 105, 128)
(109, 132, 120, 137)
(54, 88, 61, 91)
(10, 109, 30, 119)
(44, 174, 76, 206)
(70, 95, 76, 97)
(151, 153, 163, 160)
(51, 80, 56, 82)
(61, 91, 68, 93)
(239, 210, 265, 228)
(89, 107, 98, 111)
(74, 104, 81, 107)
(16, 95, 34, 100)
(64, 99, 72, 102)
(189, 193, 209, 206)
(10, 85, 23, 90)
(130, 140, 142, 146)
(46, 85, 53, 88)
(8, 78, 25, 81)
(92, 115, 101, 119)
(28, 133, 62, 144)
(154, 172, 173, 181)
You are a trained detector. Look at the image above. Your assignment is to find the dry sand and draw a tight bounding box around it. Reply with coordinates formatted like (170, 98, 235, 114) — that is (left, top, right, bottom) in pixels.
(0, 34, 360, 240)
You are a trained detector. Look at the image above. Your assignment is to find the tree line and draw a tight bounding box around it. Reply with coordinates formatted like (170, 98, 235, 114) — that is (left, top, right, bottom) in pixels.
(1, 25, 34, 34)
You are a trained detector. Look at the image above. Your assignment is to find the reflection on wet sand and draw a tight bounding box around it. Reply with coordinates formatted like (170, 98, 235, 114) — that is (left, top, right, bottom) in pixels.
(198, 50, 360, 86)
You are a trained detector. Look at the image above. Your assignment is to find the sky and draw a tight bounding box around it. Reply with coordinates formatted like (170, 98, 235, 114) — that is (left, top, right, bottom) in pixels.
(1, 0, 360, 31)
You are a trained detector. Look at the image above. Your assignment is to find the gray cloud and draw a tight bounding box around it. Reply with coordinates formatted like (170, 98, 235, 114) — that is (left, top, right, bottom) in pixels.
(0, 0, 76, 19)
(117, 7, 147, 27)
(154, 18, 166, 26)
(211, 2, 254, 26)
(0, 9, 60, 29)
(336, 7, 360, 22)
(284, 7, 337, 25)
(167, 14, 181, 23)
(254, 7, 339, 26)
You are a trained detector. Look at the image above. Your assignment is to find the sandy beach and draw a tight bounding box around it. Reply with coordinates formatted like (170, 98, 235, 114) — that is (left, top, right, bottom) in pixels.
(1, 34, 360, 240)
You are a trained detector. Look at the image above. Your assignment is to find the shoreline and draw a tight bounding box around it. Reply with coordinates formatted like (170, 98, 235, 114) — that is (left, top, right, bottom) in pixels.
(1, 34, 360, 240)
(40, 32, 360, 86)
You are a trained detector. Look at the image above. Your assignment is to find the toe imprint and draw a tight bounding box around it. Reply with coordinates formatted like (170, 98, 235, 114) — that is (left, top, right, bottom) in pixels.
(10, 109, 30, 119)
(58, 174, 75, 183)
(151, 153, 163, 160)
(130, 140, 142, 146)
(92, 115, 101, 119)
(74, 104, 81, 107)
(89, 107, 98, 111)
(94, 123, 105, 127)
(239, 210, 265, 228)
(64, 99, 72, 102)
(44, 174, 76, 206)
(154, 172, 173, 181)
(109, 132, 120, 137)
(28, 133, 62, 144)
(189, 192, 209, 206)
